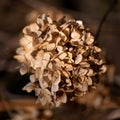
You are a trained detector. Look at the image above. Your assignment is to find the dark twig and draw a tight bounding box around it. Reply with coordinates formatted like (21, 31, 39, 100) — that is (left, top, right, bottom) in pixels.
(95, 0, 118, 41)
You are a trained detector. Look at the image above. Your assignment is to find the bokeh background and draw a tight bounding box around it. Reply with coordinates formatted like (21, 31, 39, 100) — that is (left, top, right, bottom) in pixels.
(0, 0, 120, 120)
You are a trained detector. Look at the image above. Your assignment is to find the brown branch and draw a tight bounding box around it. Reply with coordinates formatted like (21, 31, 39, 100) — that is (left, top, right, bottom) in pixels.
(95, 0, 118, 41)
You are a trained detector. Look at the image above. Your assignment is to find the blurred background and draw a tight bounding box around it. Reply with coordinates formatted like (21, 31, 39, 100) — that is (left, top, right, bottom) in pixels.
(0, 0, 120, 120)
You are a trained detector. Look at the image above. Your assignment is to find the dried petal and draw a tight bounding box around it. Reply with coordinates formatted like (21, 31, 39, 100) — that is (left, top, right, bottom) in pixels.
(46, 43, 55, 51)
(51, 83, 59, 92)
(16, 47, 24, 55)
(100, 65, 107, 73)
(71, 30, 80, 39)
(86, 77, 92, 85)
(55, 92, 67, 107)
(46, 16, 53, 24)
(86, 33, 94, 45)
(35, 88, 41, 96)
(53, 70, 61, 84)
(66, 78, 72, 86)
(42, 52, 50, 68)
(80, 62, 90, 68)
(80, 82, 88, 92)
(38, 88, 52, 105)
(20, 66, 27, 75)
(46, 33, 52, 41)
(23, 23, 41, 36)
(22, 82, 35, 92)
(40, 79, 48, 89)
(79, 68, 88, 76)
(65, 64, 73, 71)
(48, 62, 53, 70)
(58, 52, 67, 60)
(75, 54, 83, 64)
(30, 74, 36, 83)
(87, 69, 94, 76)
(14, 55, 25, 63)
(76, 20, 83, 26)
(62, 70, 69, 78)
(94, 46, 102, 52)
(39, 96, 47, 106)
(19, 35, 33, 46)
(61, 92, 67, 103)
(37, 17, 44, 27)
(56, 46, 63, 53)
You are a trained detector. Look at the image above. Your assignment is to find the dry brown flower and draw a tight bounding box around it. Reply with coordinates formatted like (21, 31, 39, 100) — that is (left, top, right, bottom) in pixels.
(14, 13, 107, 107)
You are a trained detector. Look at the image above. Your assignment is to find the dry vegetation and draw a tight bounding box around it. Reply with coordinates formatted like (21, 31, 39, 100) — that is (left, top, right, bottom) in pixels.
(0, 0, 120, 120)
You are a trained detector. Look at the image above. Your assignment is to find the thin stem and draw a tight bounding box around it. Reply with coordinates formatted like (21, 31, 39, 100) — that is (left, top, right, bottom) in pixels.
(95, 0, 118, 41)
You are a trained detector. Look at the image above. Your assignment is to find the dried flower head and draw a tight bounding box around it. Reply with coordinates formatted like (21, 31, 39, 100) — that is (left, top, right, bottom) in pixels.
(14, 14, 107, 107)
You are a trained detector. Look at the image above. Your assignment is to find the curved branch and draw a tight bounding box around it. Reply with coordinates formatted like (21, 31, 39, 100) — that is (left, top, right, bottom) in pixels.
(95, 0, 118, 41)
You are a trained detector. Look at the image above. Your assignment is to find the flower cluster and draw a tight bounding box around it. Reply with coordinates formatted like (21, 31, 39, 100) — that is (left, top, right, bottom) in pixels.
(14, 14, 107, 107)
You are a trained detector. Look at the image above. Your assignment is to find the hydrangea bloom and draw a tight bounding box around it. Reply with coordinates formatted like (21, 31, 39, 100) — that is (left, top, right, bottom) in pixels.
(14, 14, 107, 107)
